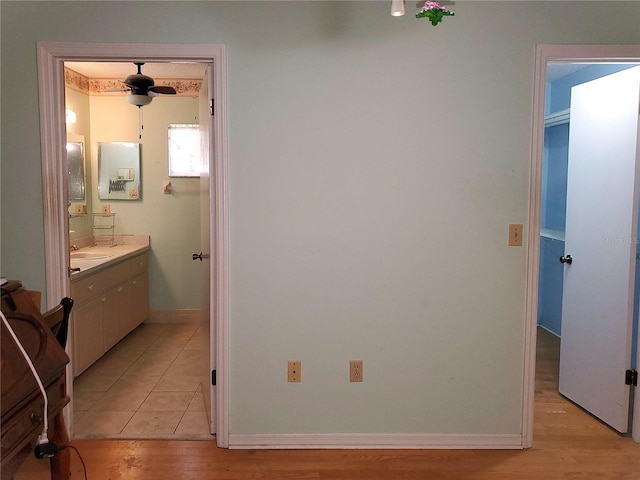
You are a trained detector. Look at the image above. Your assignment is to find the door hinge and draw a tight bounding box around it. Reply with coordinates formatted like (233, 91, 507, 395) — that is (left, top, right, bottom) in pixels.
(211, 369, 216, 386)
(625, 369, 637, 386)
(209, 98, 215, 116)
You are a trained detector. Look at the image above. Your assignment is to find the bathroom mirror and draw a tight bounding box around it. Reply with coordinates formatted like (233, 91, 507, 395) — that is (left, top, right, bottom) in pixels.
(67, 141, 85, 201)
(98, 142, 141, 200)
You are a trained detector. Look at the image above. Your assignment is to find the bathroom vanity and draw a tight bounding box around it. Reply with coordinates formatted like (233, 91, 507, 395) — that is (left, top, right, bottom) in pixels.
(70, 242, 149, 376)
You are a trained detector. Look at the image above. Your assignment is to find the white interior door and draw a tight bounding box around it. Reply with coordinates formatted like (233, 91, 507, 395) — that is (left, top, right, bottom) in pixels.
(198, 65, 216, 434)
(559, 66, 640, 433)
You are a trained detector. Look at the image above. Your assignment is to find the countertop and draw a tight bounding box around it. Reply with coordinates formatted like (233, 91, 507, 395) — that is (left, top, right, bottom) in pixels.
(70, 243, 150, 280)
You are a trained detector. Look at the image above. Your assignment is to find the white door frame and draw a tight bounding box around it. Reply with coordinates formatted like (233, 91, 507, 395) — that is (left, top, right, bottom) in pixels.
(524, 44, 640, 448)
(36, 42, 230, 447)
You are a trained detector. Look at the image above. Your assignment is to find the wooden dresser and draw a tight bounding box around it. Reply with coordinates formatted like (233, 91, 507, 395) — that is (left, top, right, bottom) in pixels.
(1, 281, 71, 480)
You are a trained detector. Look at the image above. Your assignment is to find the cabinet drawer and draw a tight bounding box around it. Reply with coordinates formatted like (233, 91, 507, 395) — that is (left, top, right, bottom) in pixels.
(129, 253, 148, 277)
(71, 261, 130, 304)
(71, 269, 109, 304)
(107, 260, 130, 287)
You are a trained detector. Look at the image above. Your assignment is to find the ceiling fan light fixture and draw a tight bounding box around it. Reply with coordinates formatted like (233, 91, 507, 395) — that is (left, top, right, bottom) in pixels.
(391, 0, 405, 16)
(127, 94, 152, 107)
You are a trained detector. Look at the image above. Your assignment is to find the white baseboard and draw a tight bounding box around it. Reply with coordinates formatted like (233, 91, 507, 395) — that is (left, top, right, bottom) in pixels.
(147, 309, 200, 324)
(228, 433, 524, 450)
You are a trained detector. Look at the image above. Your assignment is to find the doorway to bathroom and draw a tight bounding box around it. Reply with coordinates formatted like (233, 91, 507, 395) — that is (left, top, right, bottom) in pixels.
(525, 44, 640, 446)
(64, 59, 209, 439)
(36, 43, 229, 447)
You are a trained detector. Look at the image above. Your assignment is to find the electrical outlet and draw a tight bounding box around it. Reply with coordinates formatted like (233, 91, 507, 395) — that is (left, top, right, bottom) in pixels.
(349, 360, 363, 382)
(509, 223, 523, 246)
(288, 361, 301, 382)
(101, 204, 111, 216)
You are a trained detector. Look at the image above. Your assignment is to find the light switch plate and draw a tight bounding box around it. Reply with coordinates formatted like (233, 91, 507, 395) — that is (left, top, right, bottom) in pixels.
(509, 224, 523, 246)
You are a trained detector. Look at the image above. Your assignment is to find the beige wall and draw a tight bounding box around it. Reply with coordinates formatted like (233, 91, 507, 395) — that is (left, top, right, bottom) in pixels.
(2, 1, 639, 440)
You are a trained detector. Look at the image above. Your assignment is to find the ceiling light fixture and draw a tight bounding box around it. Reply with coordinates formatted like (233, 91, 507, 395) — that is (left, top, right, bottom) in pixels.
(102, 62, 176, 108)
(126, 94, 153, 107)
(391, 0, 405, 16)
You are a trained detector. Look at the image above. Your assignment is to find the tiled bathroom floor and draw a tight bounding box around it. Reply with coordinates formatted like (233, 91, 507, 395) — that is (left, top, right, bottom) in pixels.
(72, 323, 213, 439)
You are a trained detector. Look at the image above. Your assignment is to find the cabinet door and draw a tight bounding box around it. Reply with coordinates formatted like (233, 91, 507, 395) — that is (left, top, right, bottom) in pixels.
(103, 283, 131, 351)
(73, 297, 104, 377)
(129, 272, 149, 333)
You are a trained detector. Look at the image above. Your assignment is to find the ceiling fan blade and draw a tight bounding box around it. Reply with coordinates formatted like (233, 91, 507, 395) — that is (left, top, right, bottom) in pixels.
(102, 88, 130, 93)
(149, 85, 176, 95)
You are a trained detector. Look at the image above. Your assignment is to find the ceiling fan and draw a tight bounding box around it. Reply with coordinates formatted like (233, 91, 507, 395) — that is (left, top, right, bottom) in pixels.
(118, 62, 177, 107)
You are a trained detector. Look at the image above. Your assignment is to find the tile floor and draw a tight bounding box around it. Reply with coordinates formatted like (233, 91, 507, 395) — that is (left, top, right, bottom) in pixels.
(72, 322, 213, 439)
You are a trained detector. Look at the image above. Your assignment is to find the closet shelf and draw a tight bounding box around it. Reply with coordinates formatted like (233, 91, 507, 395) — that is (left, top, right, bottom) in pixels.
(544, 108, 570, 127)
(540, 228, 565, 241)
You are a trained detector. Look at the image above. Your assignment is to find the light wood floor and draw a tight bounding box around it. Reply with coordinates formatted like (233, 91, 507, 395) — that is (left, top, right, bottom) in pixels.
(15, 328, 640, 479)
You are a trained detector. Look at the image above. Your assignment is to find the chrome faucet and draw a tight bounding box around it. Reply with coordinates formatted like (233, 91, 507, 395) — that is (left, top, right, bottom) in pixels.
(70, 244, 79, 251)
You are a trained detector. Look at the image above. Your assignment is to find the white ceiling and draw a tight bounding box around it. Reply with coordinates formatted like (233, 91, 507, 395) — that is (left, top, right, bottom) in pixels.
(65, 61, 207, 80)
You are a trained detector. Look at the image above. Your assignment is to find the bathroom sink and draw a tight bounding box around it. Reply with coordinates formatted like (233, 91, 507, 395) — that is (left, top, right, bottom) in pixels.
(70, 252, 112, 260)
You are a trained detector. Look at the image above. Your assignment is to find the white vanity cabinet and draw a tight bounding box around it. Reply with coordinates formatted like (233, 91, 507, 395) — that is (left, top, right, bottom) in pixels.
(71, 252, 149, 377)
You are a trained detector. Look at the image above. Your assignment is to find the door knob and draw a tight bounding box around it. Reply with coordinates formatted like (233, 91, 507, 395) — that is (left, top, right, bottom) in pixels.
(559, 254, 573, 264)
(192, 252, 210, 261)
